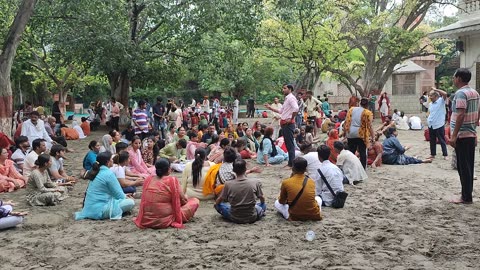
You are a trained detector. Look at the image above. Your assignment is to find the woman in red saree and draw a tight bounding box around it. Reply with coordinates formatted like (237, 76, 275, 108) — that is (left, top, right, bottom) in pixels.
(134, 158, 199, 229)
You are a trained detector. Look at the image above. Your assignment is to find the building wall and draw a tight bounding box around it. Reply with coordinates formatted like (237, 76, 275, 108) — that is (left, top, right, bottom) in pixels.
(460, 33, 480, 90)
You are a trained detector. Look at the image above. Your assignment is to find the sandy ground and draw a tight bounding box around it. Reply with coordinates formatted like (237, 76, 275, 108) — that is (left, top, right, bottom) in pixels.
(2, 117, 480, 270)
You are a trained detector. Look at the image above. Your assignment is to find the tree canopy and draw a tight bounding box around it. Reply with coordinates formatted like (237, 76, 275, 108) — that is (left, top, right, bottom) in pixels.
(1, 0, 459, 111)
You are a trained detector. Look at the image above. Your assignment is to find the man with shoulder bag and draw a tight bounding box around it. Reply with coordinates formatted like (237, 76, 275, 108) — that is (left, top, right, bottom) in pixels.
(316, 145, 348, 208)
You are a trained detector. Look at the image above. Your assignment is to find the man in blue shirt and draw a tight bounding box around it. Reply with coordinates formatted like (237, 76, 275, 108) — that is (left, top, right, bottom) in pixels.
(427, 87, 448, 159)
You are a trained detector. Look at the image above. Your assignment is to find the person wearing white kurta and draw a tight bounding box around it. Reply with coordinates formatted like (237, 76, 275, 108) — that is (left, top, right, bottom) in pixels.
(335, 147, 368, 185)
(317, 146, 345, 207)
(233, 98, 239, 125)
(21, 113, 53, 149)
(270, 98, 282, 140)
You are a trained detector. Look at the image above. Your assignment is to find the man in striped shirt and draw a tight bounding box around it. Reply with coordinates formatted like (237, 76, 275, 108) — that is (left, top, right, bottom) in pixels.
(132, 100, 151, 140)
(449, 68, 480, 204)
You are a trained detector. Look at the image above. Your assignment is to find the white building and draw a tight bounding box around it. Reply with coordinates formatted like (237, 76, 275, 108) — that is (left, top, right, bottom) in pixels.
(430, 0, 480, 90)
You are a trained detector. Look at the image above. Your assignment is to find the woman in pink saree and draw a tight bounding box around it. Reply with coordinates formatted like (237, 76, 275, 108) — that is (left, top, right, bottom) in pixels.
(134, 158, 199, 229)
(0, 147, 27, 192)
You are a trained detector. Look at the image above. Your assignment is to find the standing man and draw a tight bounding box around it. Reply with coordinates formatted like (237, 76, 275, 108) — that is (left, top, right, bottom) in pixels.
(270, 97, 282, 140)
(132, 100, 151, 140)
(152, 96, 166, 138)
(202, 96, 210, 114)
(247, 96, 255, 118)
(304, 91, 321, 129)
(427, 87, 448, 159)
(233, 97, 239, 125)
(343, 97, 375, 169)
(296, 92, 305, 128)
(449, 68, 480, 204)
(265, 84, 299, 168)
(368, 93, 377, 118)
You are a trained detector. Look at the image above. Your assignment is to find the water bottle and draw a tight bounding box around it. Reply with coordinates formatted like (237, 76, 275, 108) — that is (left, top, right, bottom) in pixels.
(305, 230, 315, 241)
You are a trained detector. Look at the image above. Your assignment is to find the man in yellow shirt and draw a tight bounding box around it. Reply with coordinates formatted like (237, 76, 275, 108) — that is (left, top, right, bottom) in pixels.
(275, 157, 322, 221)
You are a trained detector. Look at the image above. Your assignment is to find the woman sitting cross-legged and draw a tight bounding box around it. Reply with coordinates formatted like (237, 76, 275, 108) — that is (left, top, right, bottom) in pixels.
(75, 152, 135, 220)
(111, 151, 145, 195)
(182, 148, 214, 200)
(134, 158, 199, 229)
(382, 127, 433, 165)
(0, 147, 27, 192)
(275, 157, 322, 221)
(26, 154, 69, 206)
(256, 127, 288, 166)
(0, 200, 27, 230)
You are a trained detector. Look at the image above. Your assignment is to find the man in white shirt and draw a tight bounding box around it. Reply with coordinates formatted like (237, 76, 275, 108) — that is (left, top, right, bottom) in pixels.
(408, 115, 423, 130)
(21, 111, 53, 149)
(316, 145, 345, 207)
(202, 96, 210, 113)
(334, 141, 368, 185)
(299, 144, 321, 183)
(23, 139, 47, 178)
(11, 136, 30, 174)
(270, 97, 282, 140)
(233, 97, 239, 125)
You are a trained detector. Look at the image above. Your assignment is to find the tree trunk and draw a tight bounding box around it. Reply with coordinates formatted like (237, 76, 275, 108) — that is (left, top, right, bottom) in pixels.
(108, 70, 130, 107)
(0, 0, 37, 136)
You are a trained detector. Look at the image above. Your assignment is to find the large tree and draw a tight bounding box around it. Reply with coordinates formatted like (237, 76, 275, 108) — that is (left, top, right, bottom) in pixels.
(0, 0, 37, 135)
(35, 0, 263, 106)
(324, 0, 456, 96)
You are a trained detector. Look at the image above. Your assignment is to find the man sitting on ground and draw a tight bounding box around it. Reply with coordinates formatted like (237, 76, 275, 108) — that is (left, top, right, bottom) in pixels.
(275, 157, 322, 221)
(214, 159, 266, 224)
(159, 139, 187, 163)
(11, 136, 29, 174)
(317, 145, 345, 207)
(333, 141, 368, 185)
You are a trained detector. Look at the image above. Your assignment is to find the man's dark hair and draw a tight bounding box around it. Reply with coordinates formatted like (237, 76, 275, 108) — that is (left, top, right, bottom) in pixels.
(333, 141, 345, 151)
(223, 147, 237, 163)
(32, 139, 46, 151)
(292, 157, 308, 174)
(157, 96, 162, 102)
(454, 68, 472, 83)
(15, 136, 29, 148)
(317, 145, 330, 161)
(50, 144, 65, 156)
(30, 111, 40, 117)
(177, 139, 187, 148)
(232, 158, 247, 175)
(115, 142, 128, 153)
(138, 100, 146, 107)
(283, 84, 294, 91)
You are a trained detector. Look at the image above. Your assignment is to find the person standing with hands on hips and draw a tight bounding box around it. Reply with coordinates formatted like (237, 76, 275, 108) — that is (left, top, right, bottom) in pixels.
(265, 84, 299, 169)
(449, 68, 480, 204)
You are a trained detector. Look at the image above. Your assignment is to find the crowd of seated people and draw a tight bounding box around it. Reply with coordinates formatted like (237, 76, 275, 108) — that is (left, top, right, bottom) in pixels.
(1, 94, 443, 231)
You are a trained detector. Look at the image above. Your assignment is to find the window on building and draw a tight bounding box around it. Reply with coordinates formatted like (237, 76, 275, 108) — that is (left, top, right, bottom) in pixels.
(392, 74, 416, 95)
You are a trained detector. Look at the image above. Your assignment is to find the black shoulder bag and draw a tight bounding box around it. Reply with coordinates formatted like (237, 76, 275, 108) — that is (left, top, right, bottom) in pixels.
(317, 169, 348, 208)
(289, 176, 308, 208)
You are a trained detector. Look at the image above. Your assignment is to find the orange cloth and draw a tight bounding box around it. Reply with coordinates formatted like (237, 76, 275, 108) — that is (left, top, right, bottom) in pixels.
(367, 141, 383, 167)
(325, 129, 339, 163)
(344, 107, 373, 148)
(61, 127, 80, 140)
(134, 175, 199, 229)
(80, 121, 91, 136)
(203, 163, 222, 196)
(0, 159, 26, 192)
